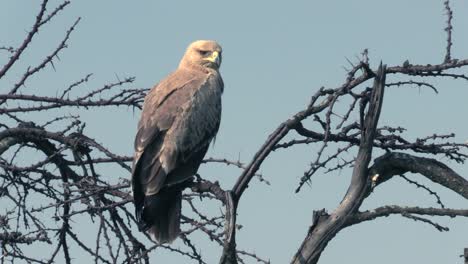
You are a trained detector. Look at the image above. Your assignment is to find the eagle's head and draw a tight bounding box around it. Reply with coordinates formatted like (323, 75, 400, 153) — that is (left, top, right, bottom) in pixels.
(179, 40, 222, 70)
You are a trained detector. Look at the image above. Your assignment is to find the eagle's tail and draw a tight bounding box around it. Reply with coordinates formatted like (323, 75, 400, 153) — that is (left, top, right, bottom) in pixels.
(141, 188, 182, 244)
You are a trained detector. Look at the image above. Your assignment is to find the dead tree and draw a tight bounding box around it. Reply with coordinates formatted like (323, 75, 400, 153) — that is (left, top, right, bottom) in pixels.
(0, 1, 467, 264)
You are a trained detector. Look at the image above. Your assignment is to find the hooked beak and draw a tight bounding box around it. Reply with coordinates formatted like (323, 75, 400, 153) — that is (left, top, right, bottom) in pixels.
(204, 51, 221, 67)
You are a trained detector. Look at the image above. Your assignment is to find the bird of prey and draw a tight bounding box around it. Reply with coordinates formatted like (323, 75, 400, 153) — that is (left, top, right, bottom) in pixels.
(131, 40, 223, 243)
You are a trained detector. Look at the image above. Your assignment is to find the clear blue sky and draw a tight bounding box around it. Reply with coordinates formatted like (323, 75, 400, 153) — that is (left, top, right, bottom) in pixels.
(2, 0, 468, 263)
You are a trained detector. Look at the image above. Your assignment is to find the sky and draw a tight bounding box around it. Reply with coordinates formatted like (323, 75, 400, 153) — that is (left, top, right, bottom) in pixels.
(1, 0, 468, 263)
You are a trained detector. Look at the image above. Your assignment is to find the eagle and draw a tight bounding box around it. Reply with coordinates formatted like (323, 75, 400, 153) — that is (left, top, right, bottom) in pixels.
(131, 40, 223, 243)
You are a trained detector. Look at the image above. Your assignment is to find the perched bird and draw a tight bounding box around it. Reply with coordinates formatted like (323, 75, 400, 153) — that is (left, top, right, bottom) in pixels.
(131, 40, 223, 243)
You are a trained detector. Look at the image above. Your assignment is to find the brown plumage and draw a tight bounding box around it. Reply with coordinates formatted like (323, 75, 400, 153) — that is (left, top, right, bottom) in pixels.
(131, 40, 223, 243)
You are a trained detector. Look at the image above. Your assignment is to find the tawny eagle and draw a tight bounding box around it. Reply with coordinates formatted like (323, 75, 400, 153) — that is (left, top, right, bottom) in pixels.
(131, 40, 223, 243)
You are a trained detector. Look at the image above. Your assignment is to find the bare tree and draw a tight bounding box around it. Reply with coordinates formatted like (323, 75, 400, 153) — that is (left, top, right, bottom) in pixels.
(1, 1, 467, 264)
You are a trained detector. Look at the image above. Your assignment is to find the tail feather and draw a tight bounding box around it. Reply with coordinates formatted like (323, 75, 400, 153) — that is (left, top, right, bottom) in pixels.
(142, 188, 182, 243)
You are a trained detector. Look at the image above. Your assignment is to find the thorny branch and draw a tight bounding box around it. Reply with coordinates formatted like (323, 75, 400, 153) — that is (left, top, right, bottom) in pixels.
(444, 0, 454, 63)
(214, 1, 467, 263)
(0, 1, 266, 264)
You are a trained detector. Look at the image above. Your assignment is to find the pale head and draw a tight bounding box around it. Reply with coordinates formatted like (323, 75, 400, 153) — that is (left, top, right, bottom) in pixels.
(179, 40, 222, 70)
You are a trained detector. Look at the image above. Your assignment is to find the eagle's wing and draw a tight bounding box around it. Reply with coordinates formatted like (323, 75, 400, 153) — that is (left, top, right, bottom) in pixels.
(131, 69, 222, 224)
(132, 70, 200, 201)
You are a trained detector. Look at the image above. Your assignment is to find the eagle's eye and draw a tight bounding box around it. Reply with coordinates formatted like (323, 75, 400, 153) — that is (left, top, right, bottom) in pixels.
(198, 50, 209, 56)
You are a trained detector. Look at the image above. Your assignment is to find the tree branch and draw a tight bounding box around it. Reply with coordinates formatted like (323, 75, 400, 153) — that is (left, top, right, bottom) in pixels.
(346, 205, 468, 227)
(291, 63, 386, 264)
(369, 152, 468, 199)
